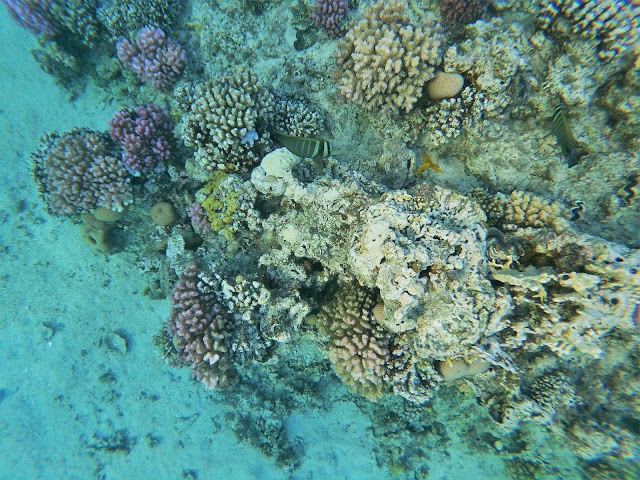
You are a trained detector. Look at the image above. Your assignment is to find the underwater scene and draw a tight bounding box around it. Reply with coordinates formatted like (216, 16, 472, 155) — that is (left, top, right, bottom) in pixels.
(0, 0, 638, 478)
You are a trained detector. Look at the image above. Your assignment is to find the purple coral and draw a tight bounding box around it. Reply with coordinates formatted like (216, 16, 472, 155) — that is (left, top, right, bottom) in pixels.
(188, 202, 211, 232)
(440, 0, 487, 29)
(32, 129, 132, 216)
(116, 26, 186, 91)
(1, 0, 57, 36)
(109, 103, 173, 176)
(312, 0, 348, 38)
(168, 263, 234, 390)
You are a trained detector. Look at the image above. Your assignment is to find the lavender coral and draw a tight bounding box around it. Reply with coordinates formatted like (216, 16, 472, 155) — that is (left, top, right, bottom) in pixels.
(167, 263, 235, 390)
(116, 26, 186, 90)
(440, 0, 487, 30)
(312, 0, 348, 38)
(335, 0, 445, 112)
(32, 129, 132, 216)
(109, 103, 173, 176)
(2, 0, 56, 36)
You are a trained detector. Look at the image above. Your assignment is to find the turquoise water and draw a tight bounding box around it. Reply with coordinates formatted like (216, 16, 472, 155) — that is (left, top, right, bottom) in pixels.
(1, 1, 638, 479)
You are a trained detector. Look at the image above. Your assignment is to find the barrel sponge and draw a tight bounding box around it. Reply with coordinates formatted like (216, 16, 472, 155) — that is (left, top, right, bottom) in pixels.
(426, 71, 465, 100)
(310, 284, 392, 401)
(335, 0, 445, 112)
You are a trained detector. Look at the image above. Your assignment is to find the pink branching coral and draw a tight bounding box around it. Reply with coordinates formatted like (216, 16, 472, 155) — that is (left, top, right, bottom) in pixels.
(32, 128, 132, 216)
(116, 26, 186, 91)
(167, 263, 234, 390)
(188, 202, 212, 233)
(440, 0, 487, 30)
(109, 103, 173, 176)
(311, 284, 392, 401)
(312, 0, 348, 38)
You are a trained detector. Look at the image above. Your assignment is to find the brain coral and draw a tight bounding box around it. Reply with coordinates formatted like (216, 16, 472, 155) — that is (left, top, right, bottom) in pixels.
(335, 0, 445, 112)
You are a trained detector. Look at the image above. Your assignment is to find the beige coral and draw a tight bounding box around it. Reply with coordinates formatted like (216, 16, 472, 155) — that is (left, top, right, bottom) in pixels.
(335, 0, 444, 112)
(310, 284, 392, 401)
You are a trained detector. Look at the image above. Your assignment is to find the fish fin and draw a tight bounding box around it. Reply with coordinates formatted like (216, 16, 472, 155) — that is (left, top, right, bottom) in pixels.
(312, 154, 324, 173)
(567, 148, 588, 168)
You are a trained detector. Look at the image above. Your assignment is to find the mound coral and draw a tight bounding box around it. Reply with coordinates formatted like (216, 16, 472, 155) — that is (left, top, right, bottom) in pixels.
(32, 129, 132, 216)
(440, 0, 488, 30)
(335, 0, 445, 112)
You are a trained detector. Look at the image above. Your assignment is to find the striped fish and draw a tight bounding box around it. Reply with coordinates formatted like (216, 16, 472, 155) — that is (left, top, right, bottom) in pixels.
(274, 131, 330, 171)
(551, 104, 588, 167)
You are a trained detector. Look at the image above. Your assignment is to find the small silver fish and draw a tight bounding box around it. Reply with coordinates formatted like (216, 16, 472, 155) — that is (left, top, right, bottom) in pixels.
(274, 131, 330, 171)
(551, 104, 588, 168)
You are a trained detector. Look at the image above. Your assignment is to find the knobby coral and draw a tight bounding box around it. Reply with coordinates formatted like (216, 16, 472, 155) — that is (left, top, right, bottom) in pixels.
(335, 0, 445, 112)
(32, 128, 132, 216)
(116, 26, 186, 90)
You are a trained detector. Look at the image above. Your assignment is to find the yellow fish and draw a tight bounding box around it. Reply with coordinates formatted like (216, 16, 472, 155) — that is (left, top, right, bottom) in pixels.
(415, 152, 442, 175)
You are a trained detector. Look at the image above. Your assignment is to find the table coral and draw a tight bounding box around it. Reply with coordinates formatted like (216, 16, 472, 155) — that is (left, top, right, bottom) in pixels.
(335, 0, 445, 112)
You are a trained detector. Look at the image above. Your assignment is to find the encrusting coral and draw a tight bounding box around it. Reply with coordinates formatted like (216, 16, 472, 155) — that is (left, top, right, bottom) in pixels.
(335, 0, 445, 112)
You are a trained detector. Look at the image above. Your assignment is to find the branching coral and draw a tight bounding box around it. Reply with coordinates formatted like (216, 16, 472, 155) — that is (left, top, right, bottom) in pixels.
(32, 129, 132, 216)
(310, 284, 392, 401)
(335, 0, 445, 112)
(537, 0, 640, 62)
(177, 68, 275, 173)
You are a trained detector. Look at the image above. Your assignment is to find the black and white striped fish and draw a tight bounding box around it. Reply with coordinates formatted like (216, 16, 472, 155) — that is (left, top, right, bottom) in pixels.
(551, 104, 588, 168)
(274, 131, 330, 171)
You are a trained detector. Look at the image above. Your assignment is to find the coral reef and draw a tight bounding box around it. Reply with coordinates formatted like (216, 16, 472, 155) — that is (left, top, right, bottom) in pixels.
(312, 0, 348, 38)
(349, 186, 509, 358)
(177, 68, 275, 173)
(310, 284, 392, 401)
(108, 103, 173, 176)
(167, 263, 235, 390)
(32, 129, 132, 216)
(335, 0, 445, 112)
(116, 26, 186, 91)
(537, 0, 640, 62)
